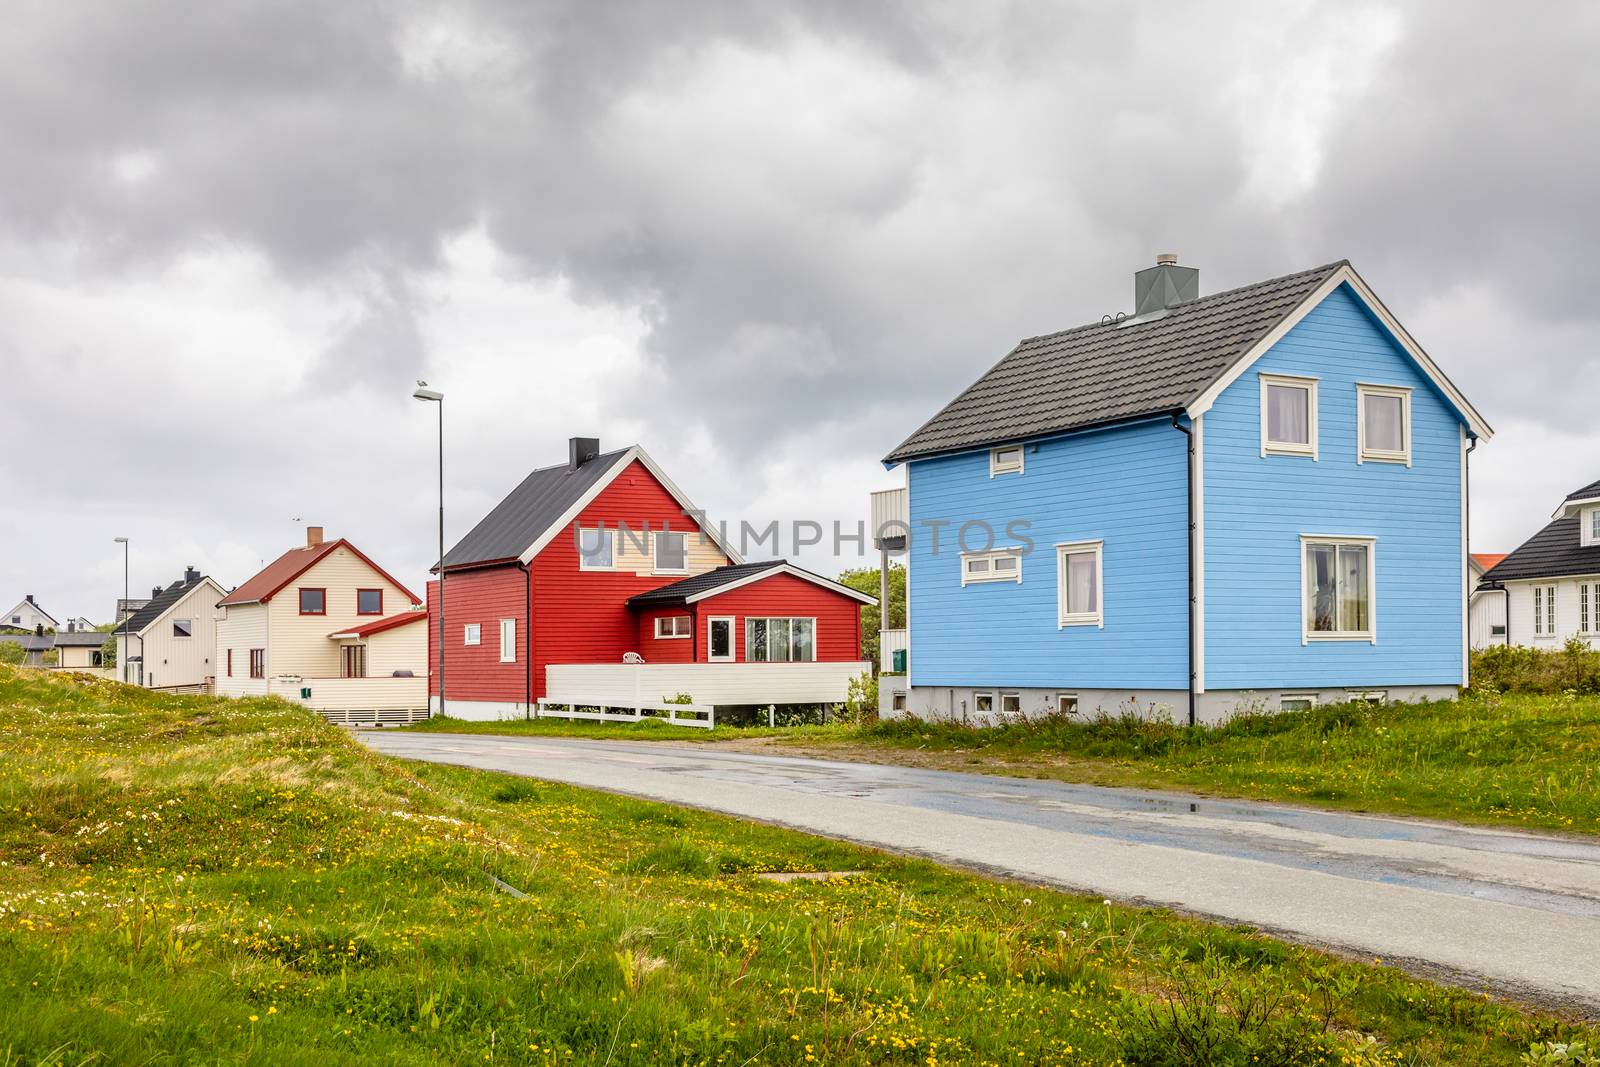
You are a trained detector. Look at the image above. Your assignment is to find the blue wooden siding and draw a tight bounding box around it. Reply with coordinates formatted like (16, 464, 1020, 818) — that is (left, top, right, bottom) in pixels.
(907, 418, 1189, 689)
(1202, 283, 1465, 689)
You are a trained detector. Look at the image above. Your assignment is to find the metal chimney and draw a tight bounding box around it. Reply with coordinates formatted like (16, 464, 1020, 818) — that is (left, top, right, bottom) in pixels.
(1133, 254, 1200, 318)
(568, 437, 601, 472)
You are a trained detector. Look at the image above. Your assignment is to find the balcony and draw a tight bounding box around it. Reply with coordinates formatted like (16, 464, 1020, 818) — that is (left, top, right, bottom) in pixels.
(871, 487, 907, 550)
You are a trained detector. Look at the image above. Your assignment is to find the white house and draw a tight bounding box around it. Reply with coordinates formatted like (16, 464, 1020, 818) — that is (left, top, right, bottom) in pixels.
(114, 568, 229, 690)
(2, 595, 58, 633)
(1480, 478, 1600, 647)
(214, 526, 428, 723)
(1468, 552, 1508, 650)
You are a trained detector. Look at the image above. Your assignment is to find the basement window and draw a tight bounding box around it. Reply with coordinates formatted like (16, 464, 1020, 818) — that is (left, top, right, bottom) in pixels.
(1280, 694, 1318, 712)
(1057, 694, 1079, 716)
(1000, 693, 1021, 715)
(989, 445, 1024, 476)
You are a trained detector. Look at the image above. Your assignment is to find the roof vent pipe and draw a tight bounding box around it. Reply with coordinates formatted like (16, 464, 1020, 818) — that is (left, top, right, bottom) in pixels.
(1133, 254, 1200, 318)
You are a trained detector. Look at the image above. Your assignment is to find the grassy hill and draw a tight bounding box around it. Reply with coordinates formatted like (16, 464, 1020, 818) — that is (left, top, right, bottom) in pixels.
(0, 665, 1592, 1064)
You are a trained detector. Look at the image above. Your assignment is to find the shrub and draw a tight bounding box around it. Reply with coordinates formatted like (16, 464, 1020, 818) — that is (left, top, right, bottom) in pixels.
(1472, 640, 1600, 695)
(834, 671, 878, 726)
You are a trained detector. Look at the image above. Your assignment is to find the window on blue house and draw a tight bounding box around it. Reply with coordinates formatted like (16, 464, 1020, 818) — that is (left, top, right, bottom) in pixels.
(962, 549, 1022, 585)
(1056, 541, 1103, 627)
(989, 446, 1024, 476)
(1358, 384, 1411, 464)
(1259, 373, 1318, 458)
(1302, 537, 1373, 641)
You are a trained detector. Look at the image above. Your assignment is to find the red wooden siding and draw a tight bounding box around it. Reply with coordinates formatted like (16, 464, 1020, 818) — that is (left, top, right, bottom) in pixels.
(427, 569, 528, 704)
(636, 606, 697, 663)
(692, 572, 863, 663)
(531, 460, 729, 697)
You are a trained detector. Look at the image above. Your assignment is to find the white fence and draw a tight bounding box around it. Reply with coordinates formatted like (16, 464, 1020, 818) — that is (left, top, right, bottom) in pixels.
(267, 675, 429, 725)
(535, 699, 714, 729)
(545, 660, 870, 709)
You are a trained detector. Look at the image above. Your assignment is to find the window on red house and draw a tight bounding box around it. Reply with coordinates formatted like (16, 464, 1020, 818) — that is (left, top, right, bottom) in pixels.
(653, 615, 691, 639)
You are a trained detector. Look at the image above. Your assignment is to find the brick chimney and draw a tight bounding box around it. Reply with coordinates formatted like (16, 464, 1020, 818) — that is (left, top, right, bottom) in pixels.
(306, 526, 324, 548)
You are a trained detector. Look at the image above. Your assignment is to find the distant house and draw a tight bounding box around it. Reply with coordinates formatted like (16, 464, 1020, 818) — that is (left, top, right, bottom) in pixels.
(0, 633, 53, 666)
(214, 527, 427, 723)
(115, 568, 229, 690)
(877, 257, 1491, 724)
(2, 595, 58, 633)
(1469, 552, 1508, 649)
(431, 437, 874, 721)
(1480, 479, 1600, 647)
(51, 629, 111, 671)
(115, 598, 150, 625)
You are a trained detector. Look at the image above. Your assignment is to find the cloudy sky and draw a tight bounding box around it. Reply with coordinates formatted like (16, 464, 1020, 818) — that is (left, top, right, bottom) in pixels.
(2, 0, 1596, 621)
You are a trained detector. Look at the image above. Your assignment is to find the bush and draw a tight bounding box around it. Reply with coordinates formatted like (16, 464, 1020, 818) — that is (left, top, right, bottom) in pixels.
(1471, 640, 1600, 695)
(835, 671, 878, 726)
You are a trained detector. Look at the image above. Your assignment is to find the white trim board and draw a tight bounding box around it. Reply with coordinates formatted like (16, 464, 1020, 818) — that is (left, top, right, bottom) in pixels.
(516, 445, 745, 567)
(129, 578, 230, 637)
(683, 562, 878, 606)
(1187, 263, 1493, 441)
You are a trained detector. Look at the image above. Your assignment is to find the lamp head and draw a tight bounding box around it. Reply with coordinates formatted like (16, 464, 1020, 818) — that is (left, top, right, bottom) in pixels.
(412, 379, 443, 402)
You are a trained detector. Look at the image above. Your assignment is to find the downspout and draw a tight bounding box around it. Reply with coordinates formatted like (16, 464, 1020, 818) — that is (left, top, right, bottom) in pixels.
(522, 561, 533, 719)
(1466, 436, 1477, 669)
(1170, 412, 1197, 727)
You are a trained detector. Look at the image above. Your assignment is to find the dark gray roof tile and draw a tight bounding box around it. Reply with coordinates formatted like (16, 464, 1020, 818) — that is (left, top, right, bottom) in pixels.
(439, 449, 630, 571)
(884, 262, 1346, 464)
(1482, 517, 1600, 583)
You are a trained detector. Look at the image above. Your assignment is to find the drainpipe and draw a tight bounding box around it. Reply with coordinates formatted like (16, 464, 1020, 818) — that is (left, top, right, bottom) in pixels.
(1170, 412, 1197, 727)
(1466, 435, 1477, 667)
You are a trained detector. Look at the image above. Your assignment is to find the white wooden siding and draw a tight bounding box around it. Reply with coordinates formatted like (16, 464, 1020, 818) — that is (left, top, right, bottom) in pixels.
(126, 581, 225, 690)
(1504, 577, 1600, 646)
(1469, 590, 1507, 649)
(214, 602, 269, 697)
(266, 675, 427, 712)
(363, 619, 427, 677)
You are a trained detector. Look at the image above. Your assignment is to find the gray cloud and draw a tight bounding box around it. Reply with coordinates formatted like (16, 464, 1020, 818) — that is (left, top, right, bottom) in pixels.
(1, 0, 1596, 617)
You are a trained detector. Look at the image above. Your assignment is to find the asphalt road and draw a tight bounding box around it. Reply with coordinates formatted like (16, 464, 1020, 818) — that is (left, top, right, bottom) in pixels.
(360, 730, 1600, 1012)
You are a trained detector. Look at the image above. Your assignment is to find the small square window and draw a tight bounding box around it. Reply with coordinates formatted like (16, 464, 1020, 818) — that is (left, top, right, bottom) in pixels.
(1280, 694, 1317, 712)
(1348, 690, 1387, 705)
(1000, 693, 1021, 715)
(356, 589, 383, 615)
(172, 618, 192, 638)
(974, 692, 994, 715)
(1260, 373, 1318, 457)
(463, 623, 481, 646)
(577, 527, 616, 570)
(892, 691, 907, 712)
(298, 588, 326, 615)
(1057, 694, 1079, 716)
(989, 446, 1024, 476)
(653, 531, 688, 574)
(1357, 384, 1411, 464)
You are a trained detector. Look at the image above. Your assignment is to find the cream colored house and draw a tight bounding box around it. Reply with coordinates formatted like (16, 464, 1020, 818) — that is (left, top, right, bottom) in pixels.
(115, 568, 228, 691)
(214, 527, 428, 723)
(51, 629, 112, 672)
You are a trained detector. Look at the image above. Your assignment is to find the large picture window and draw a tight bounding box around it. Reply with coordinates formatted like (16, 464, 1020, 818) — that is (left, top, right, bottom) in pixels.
(744, 618, 816, 663)
(1259, 373, 1318, 458)
(1303, 537, 1375, 641)
(1056, 540, 1103, 627)
(1357, 384, 1411, 464)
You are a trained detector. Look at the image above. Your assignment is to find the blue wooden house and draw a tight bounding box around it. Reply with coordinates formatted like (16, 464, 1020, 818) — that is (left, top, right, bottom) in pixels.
(878, 257, 1492, 724)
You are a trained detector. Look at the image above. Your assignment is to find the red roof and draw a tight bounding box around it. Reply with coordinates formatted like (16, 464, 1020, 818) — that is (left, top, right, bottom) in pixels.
(217, 538, 421, 607)
(328, 611, 426, 639)
(1471, 552, 1508, 572)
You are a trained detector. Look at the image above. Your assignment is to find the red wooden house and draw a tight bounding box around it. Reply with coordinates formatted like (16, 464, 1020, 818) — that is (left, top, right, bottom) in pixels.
(428, 437, 874, 720)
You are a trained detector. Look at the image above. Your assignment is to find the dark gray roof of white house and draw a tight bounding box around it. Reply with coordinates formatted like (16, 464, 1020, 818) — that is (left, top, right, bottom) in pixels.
(53, 630, 110, 647)
(439, 448, 630, 571)
(121, 575, 206, 634)
(884, 261, 1347, 464)
(1483, 479, 1600, 583)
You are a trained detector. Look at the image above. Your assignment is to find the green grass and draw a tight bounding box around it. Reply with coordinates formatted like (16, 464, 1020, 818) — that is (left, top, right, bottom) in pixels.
(2, 666, 1594, 1064)
(415, 691, 1600, 835)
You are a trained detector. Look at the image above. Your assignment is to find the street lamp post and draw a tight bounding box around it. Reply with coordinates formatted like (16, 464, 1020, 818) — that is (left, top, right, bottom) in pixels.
(413, 382, 445, 718)
(113, 537, 129, 682)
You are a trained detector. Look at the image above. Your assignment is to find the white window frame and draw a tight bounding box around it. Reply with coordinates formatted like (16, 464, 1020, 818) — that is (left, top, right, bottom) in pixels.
(173, 618, 193, 638)
(463, 623, 481, 646)
(989, 445, 1024, 477)
(1000, 692, 1021, 715)
(961, 548, 1023, 585)
(1348, 690, 1388, 705)
(1533, 584, 1557, 637)
(651, 530, 689, 575)
(1280, 693, 1319, 712)
(1057, 694, 1079, 716)
(1300, 535, 1377, 644)
(973, 692, 995, 715)
(653, 615, 691, 639)
(577, 527, 617, 571)
(1055, 539, 1104, 628)
(1584, 507, 1600, 548)
(1580, 582, 1597, 637)
(499, 618, 516, 663)
(1356, 383, 1412, 466)
(706, 616, 735, 662)
(743, 617, 818, 663)
(1259, 373, 1319, 459)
